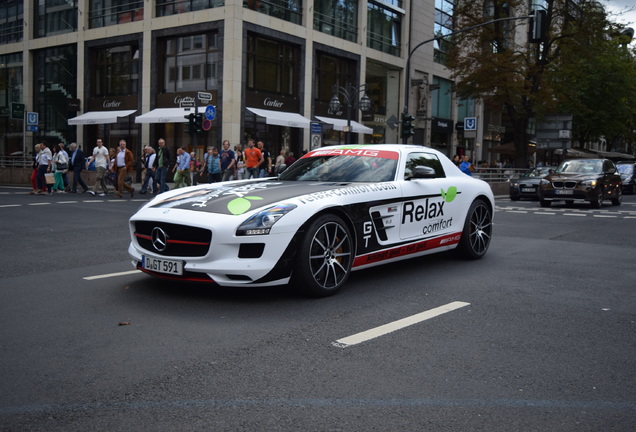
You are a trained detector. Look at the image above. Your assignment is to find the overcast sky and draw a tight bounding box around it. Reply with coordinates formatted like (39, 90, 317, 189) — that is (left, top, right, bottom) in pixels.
(603, 0, 636, 28)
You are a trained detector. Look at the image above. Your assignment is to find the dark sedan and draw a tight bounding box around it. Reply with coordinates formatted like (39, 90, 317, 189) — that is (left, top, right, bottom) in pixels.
(538, 158, 622, 208)
(509, 166, 554, 200)
(616, 161, 636, 194)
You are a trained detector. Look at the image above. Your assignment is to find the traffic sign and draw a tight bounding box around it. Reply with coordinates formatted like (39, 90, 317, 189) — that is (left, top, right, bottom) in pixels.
(26, 112, 39, 132)
(198, 92, 212, 102)
(205, 105, 216, 121)
(202, 119, 212, 131)
(11, 103, 25, 120)
(464, 117, 477, 131)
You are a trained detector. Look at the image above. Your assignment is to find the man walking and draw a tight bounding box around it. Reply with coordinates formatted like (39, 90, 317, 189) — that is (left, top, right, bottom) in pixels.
(173, 146, 191, 189)
(153, 138, 171, 194)
(36, 143, 53, 194)
(219, 140, 236, 181)
(113, 139, 135, 198)
(243, 139, 262, 179)
(86, 138, 109, 196)
(257, 140, 272, 177)
(69, 143, 89, 193)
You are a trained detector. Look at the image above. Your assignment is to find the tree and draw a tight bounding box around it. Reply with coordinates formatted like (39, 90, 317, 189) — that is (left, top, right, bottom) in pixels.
(446, 0, 635, 166)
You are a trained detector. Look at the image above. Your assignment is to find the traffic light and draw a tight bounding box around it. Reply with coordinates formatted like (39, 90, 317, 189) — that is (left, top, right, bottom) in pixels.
(194, 112, 204, 134)
(401, 112, 415, 140)
(529, 9, 547, 43)
(184, 112, 196, 135)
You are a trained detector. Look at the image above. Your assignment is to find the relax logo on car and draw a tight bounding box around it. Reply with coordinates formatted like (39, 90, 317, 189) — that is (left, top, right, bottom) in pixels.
(400, 187, 458, 237)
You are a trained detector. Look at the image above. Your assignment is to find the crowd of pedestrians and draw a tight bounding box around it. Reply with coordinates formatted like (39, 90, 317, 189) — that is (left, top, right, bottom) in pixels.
(27, 137, 297, 197)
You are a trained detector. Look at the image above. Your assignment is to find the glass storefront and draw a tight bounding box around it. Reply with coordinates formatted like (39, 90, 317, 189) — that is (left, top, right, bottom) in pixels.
(32, 45, 77, 148)
(0, 52, 23, 156)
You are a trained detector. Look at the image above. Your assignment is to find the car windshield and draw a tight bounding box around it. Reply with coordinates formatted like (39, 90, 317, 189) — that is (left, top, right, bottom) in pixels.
(617, 164, 634, 175)
(557, 160, 602, 174)
(522, 167, 552, 178)
(279, 149, 399, 182)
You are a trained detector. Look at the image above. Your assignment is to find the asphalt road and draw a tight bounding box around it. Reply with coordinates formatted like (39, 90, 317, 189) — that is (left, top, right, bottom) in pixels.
(1, 186, 635, 431)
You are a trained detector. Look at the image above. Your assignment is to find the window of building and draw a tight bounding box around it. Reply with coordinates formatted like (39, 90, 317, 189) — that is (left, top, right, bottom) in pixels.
(160, 33, 220, 93)
(35, 0, 78, 38)
(431, 76, 453, 119)
(0, 0, 23, 44)
(0, 53, 23, 155)
(33, 45, 77, 144)
(367, 1, 402, 56)
(457, 97, 475, 121)
(434, 0, 454, 64)
(156, 0, 224, 18)
(246, 34, 299, 96)
(243, 0, 302, 25)
(92, 45, 140, 97)
(89, 0, 143, 29)
(314, 52, 356, 104)
(314, 0, 358, 42)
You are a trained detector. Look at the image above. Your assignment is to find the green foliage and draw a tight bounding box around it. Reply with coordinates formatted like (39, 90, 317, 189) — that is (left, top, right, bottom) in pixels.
(446, 0, 636, 164)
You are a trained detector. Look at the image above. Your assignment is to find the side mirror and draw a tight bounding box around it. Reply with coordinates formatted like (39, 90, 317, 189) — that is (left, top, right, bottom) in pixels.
(411, 165, 437, 179)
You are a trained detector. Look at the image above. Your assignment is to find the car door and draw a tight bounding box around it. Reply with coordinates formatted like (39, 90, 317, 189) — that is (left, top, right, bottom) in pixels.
(398, 151, 466, 241)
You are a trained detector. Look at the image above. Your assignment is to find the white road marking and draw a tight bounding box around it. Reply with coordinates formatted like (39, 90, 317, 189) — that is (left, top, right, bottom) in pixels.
(27, 202, 51, 206)
(534, 212, 555, 215)
(593, 214, 618, 218)
(333, 301, 471, 348)
(83, 270, 141, 280)
(0, 204, 21, 208)
(563, 213, 587, 217)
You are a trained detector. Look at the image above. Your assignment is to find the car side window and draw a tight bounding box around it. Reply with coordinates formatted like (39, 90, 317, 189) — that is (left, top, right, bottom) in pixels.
(404, 152, 445, 180)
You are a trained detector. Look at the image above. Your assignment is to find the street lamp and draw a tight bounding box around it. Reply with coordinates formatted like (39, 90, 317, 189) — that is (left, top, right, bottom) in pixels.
(329, 83, 372, 144)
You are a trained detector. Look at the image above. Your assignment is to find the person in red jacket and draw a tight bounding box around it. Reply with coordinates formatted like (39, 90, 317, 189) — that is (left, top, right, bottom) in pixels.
(113, 139, 135, 198)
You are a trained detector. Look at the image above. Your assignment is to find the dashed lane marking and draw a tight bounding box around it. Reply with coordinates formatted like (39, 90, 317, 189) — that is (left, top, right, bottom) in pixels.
(83, 270, 141, 280)
(333, 301, 470, 348)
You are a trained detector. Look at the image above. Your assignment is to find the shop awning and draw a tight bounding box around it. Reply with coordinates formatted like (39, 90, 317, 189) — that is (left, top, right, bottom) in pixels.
(135, 107, 207, 124)
(315, 116, 374, 134)
(588, 149, 635, 160)
(68, 110, 137, 125)
(246, 107, 311, 129)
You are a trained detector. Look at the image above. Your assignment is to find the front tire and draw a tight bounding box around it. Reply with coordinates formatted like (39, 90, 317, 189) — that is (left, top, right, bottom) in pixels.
(294, 214, 353, 297)
(453, 200, 492, 259)
(611, 188, 622, 206)
(590, 188, 604, 209)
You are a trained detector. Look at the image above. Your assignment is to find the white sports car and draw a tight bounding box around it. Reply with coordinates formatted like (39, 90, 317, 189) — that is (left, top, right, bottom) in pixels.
(128, 144, 494, 296)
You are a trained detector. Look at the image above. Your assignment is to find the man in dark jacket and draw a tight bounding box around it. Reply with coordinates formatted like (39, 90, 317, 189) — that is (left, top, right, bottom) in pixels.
(69, 142, 89, 193)
(153, 138, 172, 194)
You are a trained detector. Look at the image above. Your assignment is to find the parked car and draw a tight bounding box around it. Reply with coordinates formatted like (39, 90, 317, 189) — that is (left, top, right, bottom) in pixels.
(509, 166, 554, 200)
(538, 158, 622, 208)
(616, 161, 636, 194)
(128, 144, 495, 297)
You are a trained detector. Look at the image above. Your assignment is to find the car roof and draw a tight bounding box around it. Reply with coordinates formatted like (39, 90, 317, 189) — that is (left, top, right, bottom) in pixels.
(314, 144, 444, 157)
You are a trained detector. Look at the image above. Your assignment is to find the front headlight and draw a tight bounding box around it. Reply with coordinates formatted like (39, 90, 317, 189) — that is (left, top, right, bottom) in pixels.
(236, 203, 297, 236)
(582, 179, 598, 187)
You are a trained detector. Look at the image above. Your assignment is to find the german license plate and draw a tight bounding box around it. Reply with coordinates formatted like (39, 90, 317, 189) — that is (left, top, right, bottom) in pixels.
(521, 187, 536, 192)
(142, 255, 183, 275)
(555, 189, 573, 195)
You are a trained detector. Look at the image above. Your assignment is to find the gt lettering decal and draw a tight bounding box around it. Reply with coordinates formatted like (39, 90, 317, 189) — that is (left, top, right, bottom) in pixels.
(353, 232, 462, 267)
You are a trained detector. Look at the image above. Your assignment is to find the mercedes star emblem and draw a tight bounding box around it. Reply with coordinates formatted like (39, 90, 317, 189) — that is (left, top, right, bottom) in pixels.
(151, 227, 169, 252)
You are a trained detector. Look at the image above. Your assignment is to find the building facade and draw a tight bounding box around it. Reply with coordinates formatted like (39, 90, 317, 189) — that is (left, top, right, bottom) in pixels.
(0, 0, 468, 170)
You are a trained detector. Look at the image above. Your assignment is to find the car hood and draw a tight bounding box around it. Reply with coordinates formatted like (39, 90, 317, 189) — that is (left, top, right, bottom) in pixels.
(546, 173, 601, 182)
(148, 180, 362, 216)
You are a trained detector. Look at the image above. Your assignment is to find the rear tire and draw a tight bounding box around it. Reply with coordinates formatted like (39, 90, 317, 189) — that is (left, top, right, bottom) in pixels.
(453, 200, 492, 259)
(294, 214, 353, 297)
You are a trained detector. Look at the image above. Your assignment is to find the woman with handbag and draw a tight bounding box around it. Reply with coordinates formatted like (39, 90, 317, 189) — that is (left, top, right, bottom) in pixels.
(52, 144, 69, 193)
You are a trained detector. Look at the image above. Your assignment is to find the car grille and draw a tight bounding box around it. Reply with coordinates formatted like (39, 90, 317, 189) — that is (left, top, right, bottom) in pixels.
(134, 221, 212, 257)
(552, 181, 577, 188)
